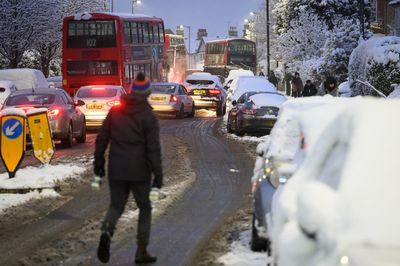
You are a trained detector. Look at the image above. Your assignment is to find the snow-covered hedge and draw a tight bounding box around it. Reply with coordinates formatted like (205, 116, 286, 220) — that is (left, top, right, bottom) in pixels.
(349, 36, 400, 96)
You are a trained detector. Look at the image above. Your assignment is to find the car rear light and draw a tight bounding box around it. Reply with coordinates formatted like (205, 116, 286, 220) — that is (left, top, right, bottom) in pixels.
(48, 108, 60, 118)
(209, 89, 220, 96)
(170, 95, 178, 102)
(107, 100, 121, 107)
(242, 108, 257, 115)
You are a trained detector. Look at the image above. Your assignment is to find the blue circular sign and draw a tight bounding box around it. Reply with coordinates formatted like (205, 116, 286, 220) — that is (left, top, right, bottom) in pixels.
(2, 118, 23, 140)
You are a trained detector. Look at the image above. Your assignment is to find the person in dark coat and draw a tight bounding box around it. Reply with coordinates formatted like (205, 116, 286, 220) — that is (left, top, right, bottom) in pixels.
(303, 80, 318, 97)
(318, 76, 338, 96)
(94, 72, 162, 264)
(269, 71, 278, 88)
(291, 72, 303, 97)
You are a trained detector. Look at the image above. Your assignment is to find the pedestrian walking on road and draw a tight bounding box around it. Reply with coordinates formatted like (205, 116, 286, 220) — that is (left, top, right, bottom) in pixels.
(94, 72, 163, 264)
(291, 72, 303, 97)
(268, 71, 278, 88)
(303, 80, 318, 97)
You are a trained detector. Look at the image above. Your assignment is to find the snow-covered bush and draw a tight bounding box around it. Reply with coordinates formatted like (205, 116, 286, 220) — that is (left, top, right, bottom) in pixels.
(348, 36, 400, 96)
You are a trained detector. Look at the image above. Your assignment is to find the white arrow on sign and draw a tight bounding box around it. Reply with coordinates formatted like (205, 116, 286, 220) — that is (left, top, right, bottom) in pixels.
(5, 121, 20, 136)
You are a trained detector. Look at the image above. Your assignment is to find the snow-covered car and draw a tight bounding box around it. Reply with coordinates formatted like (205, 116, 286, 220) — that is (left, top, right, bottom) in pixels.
(224, 69, 254, 89)
(0, 80, 18, 107)
(149, 83, 195, 119)
(227, 91, 287, 136)
(228, 76, 277, 111)
(249, 96, 342, 252)
(275, 99, 400, 266)
(185, 73, 226, 116)
(0, 68, 49, 90)
(338, 80, 351, 97)
(74, 85, 126, 128)
(47, 76, 63, 89)
(4, 88, 86, 147)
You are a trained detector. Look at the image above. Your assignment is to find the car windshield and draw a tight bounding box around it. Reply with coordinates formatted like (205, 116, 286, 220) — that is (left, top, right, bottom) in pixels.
(77, 88, 118, 98)
(186, 80, 214, 85)
(151, 85, 176, 94)
(6, 94, 56, 106)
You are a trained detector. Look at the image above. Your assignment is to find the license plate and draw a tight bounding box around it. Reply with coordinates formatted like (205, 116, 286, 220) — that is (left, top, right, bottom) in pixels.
(87, 103, 104, 110)
(150, 96, 166, 102)
(193, 89, 206, 95)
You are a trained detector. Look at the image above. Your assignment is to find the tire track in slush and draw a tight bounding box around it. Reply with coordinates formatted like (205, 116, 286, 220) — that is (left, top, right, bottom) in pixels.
(97, 117, 253, 266)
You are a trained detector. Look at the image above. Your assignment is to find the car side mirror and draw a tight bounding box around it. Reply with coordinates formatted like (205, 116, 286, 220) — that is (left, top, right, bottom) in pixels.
(232, 100, 237, 106)
(75, 99, 85, 106)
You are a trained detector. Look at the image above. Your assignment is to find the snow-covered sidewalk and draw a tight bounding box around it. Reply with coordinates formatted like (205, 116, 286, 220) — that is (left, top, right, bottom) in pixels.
(0, 163, 87, 213)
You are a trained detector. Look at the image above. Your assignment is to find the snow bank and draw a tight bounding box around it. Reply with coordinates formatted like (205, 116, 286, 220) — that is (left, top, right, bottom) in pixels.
(0, 163, 86, 189)
(0, 189, 59, 213)
(217, 230, 269, 266)
(1, 107, 26, 117)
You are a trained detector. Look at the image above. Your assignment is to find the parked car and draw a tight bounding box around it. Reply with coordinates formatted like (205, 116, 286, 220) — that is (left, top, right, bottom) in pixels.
(185, 73, 226, 116)
(249, 96, 337, 252)
(0, 68, 49, 90)
(274, 99, 400, 266)
(3, 88, 86, 147)
(149, 83, 195, 119)
(0, 80, 18, 107)
(47, 76, 62, 88)
(227, 76, 277, 111)
(227, 91, 287, 136)
(224, 69, 254, 90)
(74, 85, 125, 128)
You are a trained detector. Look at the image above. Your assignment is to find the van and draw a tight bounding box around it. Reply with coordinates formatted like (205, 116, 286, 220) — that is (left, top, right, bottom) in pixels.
(0, 68, 49, 90)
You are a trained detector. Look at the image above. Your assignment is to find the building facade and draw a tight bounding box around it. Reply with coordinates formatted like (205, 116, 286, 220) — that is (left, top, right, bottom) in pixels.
(370, 0, 400, 36)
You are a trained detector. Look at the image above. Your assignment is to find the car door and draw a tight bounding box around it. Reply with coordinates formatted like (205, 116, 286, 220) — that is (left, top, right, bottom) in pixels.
(61, 91, 80, 135)
(179, 85, 191, 112)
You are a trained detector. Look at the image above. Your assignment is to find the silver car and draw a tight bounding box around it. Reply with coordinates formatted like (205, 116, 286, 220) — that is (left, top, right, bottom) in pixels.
(149, 83, 195, 119)
(74, 85, 126, 128)
(3, 88, 86, 147)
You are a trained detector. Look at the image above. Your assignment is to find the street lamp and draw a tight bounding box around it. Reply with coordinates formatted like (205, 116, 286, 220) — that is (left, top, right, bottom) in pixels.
(265, 0, 270, 77)
(179, 25, 191, 69)
(132, 0, 142, 14)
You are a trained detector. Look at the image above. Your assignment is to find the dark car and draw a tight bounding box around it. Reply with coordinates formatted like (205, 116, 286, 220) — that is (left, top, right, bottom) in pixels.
(227, 91, 287, 136)
(3, 88, 86, 147)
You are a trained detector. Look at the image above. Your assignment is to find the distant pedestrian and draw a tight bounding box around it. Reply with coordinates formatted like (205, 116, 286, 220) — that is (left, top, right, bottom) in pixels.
(259, 71, 265, 76)
(303, 80, 318, 97)
(318, 76, 338, 97)
(269, 71, 278, 88)
(94, 72, 163, 264)
(291, 72, 303, 97)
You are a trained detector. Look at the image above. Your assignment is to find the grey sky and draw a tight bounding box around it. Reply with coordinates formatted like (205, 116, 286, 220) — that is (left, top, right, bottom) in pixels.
(114, 0, 265, 51)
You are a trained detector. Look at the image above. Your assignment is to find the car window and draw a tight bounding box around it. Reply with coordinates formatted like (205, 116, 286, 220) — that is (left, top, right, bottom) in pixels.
(77, 87, 118, 98)
(237, 94, 247, 104)
(180, 86, 188, 95)
(151, 85, 176, 94)
(186, 80, 214, 85)
(6, 94, 56, 106)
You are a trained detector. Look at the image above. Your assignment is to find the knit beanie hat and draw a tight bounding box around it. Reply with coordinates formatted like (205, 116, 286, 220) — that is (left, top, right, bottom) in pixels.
(131, 72, 151, 95)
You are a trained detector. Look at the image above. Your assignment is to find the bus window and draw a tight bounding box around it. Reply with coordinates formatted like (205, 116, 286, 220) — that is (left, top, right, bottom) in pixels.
(143, 23, 150, 43)
(152, 24, 159, 43)
(67, 20, 116, 48)
(145, 64, 151, 78)
(137, 23, 143, 43)
(124, 22, 131, 43)
(158, 23, 164, 43)
(67, 61, 118, 76)
(131, 22, 138, 43)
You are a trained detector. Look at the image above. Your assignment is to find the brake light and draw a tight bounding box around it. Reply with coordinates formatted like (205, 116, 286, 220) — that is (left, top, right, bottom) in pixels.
(170, 95, 178, 102)
(107, 100, 121, 107)
(242, 108, 257, 115)
(48, 108, 60, 118)
(209, 89, 220, 96)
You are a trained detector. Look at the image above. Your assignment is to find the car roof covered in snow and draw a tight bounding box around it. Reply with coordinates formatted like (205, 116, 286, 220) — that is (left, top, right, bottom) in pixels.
(186, 73, 221, 83)
(9, 88, 64, 96)
(0, 68, 48, 90)
(231, 76, 277, 101)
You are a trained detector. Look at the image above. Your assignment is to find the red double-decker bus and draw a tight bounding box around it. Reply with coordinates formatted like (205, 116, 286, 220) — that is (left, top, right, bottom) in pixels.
(165, 34, 187, 83)
(204, 38, 256, 78)
(62, 12, 167, 95)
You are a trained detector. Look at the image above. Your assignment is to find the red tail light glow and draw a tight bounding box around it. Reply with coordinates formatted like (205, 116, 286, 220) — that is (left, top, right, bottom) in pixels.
(107, 100, 121, 107)
(170, 95, 178, 102)
(242, 108, 257, 115)
(48, 108, 60, 118)
(209, 89, 220, 96)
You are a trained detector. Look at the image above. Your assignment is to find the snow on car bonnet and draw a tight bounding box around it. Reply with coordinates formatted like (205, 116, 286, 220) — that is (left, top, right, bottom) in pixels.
(249, 93, 287, 108)
(1, 108, 26, 117)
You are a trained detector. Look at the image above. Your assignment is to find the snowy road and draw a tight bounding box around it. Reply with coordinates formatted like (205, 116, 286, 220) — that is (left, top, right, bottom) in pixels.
(0, 116, 255, 265)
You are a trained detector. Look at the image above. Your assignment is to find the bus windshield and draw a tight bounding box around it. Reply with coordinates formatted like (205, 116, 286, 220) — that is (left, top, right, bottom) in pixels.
(67, 20, 116, 48)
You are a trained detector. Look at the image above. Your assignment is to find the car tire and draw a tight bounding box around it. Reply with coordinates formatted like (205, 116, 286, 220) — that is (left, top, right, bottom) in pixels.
(250, 214, 268, 252)
(61, 123, 73, 148)
(216, 102, 223, 117)
(235, 119, 245, 137)
(189, 103, 195, 118)
(76, 122, 86, 144)
(176, 104, 184, 119)
(227, 116, 234, 133)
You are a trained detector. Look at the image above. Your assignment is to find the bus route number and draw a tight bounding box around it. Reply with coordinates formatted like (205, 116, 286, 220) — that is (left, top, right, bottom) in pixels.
(86, 39, 97, 47)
